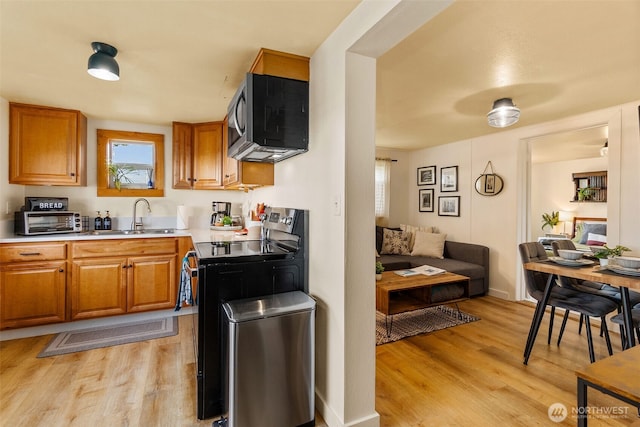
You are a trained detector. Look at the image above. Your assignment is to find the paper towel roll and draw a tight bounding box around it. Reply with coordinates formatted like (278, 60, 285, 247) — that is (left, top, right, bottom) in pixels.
(246, 220, 262, 239)
(176, 205, 189, 230)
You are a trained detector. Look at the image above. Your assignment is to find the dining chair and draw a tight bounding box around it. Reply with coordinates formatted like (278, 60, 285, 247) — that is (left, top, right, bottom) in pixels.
(610, 304, 640, 349)
(519, 242, 618, 364)
(551, 240, 640, 341)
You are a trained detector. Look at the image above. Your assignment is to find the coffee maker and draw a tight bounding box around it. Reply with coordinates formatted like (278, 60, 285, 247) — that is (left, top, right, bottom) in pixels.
(211, 201, 232, 226)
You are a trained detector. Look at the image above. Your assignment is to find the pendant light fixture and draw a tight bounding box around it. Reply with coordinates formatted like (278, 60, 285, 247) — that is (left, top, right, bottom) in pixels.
(600, 140, 608, 157)
(87, 42, 120, 81)
(487, 97, 520, 128)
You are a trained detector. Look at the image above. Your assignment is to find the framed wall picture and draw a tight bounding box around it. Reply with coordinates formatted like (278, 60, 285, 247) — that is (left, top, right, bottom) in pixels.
(438, 196, 460, 217)
(417, 165, 436, 186)
(419, 188, 434, 212)
(440, 166, 458, 192)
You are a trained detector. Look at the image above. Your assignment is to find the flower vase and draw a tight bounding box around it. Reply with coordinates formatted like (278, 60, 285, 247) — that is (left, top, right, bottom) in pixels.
(599, 258, 609, 267)
(376, 273, 382, 281)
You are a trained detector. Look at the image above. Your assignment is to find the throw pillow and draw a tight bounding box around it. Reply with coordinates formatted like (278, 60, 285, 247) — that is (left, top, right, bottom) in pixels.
(400, 224, 435, 250)
(579, 223, 607, 244)
(586, 232, 606, 246)
(572, 223, 583, 243)
(411, 231, 447, 259)
(380, 229, 411, 255)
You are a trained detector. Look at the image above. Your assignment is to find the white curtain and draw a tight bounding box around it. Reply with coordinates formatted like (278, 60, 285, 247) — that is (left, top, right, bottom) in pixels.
(375, 158, 391, 226)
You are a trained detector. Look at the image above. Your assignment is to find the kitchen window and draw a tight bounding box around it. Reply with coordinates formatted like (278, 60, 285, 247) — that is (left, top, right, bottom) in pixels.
(97, 129, 165, 197)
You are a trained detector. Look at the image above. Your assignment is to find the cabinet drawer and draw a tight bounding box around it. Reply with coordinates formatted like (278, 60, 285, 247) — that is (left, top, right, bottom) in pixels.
(72, 238, 176, 258)
(0, 242, 67, 262)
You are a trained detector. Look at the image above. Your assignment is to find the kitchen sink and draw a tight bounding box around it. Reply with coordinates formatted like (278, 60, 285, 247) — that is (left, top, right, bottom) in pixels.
(84, 228, 175, 236)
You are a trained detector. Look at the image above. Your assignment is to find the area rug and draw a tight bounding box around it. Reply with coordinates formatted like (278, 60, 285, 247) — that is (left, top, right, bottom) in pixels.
(376, 305, 479, 345)
(38, 317, 178, 358)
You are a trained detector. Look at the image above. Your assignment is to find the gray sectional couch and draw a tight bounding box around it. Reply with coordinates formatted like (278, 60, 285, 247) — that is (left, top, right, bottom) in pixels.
(376, 226, 490, 297)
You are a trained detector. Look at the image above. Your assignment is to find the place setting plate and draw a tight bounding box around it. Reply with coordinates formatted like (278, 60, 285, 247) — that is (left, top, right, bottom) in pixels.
(605, 264, 640, 277)
(548, 257, 595, 267)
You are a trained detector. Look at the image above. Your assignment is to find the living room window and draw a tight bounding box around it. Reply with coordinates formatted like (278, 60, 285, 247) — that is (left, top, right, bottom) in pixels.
(375, 158, 391, 226)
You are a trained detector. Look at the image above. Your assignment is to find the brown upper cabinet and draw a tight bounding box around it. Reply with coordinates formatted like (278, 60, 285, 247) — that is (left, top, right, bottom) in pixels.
(9, 103, 87, 186)
(172, 121, 224, 190)
(250, 48, 310, 81)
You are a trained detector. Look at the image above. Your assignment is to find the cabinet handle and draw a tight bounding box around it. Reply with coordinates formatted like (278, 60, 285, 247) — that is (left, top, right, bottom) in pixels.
(70, 172, 75, 177)
(59, 269, 64, 273)
(19, 252, 42, 256)
(128, 264, 133, 268)
(123, 264, 128, 269)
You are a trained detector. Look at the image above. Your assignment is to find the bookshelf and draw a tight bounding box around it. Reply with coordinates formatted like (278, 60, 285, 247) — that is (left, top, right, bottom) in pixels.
(572, 171, 607, 202)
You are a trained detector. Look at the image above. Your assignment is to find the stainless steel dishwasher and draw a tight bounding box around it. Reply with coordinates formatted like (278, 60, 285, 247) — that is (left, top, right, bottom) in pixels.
(222, 291, 316, 427)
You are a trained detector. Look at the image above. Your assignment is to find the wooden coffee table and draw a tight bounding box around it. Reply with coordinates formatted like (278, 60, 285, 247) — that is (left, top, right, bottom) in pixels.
(376, 271, 470, 336)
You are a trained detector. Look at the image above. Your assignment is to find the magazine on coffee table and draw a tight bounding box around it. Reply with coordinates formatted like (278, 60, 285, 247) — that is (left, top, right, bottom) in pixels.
(394, 265, 446, 277)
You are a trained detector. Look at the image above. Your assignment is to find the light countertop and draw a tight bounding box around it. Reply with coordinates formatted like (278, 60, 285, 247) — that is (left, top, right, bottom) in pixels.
(0, 227, 254, 244)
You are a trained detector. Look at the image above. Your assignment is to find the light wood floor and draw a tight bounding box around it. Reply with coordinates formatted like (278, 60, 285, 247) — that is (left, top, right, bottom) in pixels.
(1, 296, 638, 426)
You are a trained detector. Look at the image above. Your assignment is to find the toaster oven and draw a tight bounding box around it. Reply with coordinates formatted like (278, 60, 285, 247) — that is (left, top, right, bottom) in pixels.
(15, 211, 82, 235)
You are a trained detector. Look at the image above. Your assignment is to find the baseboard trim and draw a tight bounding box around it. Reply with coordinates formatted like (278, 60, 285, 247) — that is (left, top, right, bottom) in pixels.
(488, 288, 510, 300)
(315, 393, 380, 427)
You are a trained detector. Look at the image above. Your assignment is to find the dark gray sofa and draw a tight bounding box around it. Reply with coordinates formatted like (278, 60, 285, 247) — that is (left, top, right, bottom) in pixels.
(376, 226, 489, 297)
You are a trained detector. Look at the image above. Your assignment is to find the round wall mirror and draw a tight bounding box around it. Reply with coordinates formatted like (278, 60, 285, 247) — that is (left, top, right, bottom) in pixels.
(475, 174, 504, 196)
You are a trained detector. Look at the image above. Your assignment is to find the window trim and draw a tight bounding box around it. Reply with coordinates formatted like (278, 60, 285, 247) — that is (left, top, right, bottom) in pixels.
(97, 129, 165, 197)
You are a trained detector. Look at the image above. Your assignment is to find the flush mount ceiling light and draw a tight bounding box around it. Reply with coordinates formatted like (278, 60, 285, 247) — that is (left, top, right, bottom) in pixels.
(87, 42, 120, 81)
(600, 140, 608, 157)
(487, 98, 520, 128)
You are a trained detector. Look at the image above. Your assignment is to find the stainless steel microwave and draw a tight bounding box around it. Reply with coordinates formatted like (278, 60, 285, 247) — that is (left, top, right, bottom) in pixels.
(15, 211, 82, 235)
(227, 73, 309, 163)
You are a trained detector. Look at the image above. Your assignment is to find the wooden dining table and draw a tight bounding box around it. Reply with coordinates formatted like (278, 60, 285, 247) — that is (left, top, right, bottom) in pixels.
(523, 260, 640, 353)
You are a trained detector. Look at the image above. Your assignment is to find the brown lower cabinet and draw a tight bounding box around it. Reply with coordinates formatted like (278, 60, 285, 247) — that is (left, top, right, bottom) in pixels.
(0, 236, 189, 330)
(0, 242, 68, 329)
(71, 254, 176, 320)
(0, 261, 67, 329)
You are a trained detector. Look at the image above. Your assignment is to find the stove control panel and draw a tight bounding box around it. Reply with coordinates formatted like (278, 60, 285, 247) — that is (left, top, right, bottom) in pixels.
(264, 207, 297, 234)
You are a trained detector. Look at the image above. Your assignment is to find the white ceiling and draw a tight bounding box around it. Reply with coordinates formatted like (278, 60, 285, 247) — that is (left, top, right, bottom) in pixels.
(2, 1, 639, 159)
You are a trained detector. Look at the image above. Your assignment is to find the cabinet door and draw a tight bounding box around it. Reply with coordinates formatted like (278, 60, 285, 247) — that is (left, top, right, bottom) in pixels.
(172, 122, 194, 189)
(9, 103, 86, 186)
(0, 261, 66, 329)
(192, 122, 223, 189)
(222, 116, 239, 186)
(71, 258, 127, 320)
(127, 254, 176, 312)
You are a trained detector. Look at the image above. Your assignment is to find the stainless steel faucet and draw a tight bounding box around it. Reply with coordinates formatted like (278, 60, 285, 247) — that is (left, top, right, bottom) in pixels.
(132, 198, 151, 231)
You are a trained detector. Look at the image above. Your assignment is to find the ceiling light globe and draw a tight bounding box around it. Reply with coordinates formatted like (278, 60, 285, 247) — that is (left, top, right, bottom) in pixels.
(600, 140, 608, 157)
(487, 98, 520, 128)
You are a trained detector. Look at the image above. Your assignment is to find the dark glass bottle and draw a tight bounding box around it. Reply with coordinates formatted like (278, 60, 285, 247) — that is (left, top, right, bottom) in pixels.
(103, 211, 112, 230)
(94, 211, 103, 231)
